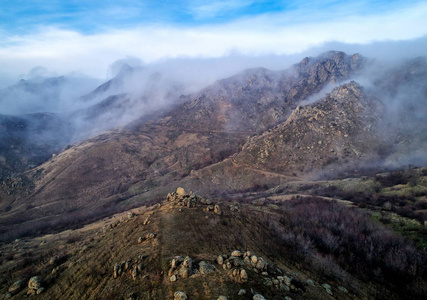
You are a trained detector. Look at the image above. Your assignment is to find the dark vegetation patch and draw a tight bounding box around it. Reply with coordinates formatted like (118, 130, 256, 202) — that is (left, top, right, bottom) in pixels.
(254, 197, 427, 298)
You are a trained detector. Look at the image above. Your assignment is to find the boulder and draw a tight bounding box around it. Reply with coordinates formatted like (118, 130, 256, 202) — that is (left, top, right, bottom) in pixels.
(255, 257, 267, 270)
(137, 236, 144, 244)
(113, 263, 121, 278)
(170, 275, 177, 282)
(131, 268, 138, 280)
(176, 187, 186, 196)
(8, 280, 23, 294)
(338, 286, 349, 293)
(218, 296, 227, 300)
(199, 261, 215, 274)
(183, 256, 193, 269)
(214, 204, 222, 215)
(238, 289, 246, 295)
(28, 276, 42, 290)
(253, 295, 267, 300)
(217, 255, 224, 265)
(174, 291, 188, 300)
(306, 279, 315, 286)
(250, 255, 258, 266)
(239, 269, 248, 282)
(322, 283, 333, 295)
(231, 250, 242, 257)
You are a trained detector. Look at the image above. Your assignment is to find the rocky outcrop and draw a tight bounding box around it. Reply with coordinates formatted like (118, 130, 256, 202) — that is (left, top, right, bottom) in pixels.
(27, 276, 44, 295)
(235, 81, 383, 176)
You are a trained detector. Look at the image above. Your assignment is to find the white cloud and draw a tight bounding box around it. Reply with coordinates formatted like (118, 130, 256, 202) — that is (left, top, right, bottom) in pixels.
(188, 0, 255, 19)
(0, 1, 426, 86)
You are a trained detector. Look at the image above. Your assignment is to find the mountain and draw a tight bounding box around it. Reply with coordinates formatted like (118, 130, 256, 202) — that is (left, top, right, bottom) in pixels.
(0, 50, 426, 299)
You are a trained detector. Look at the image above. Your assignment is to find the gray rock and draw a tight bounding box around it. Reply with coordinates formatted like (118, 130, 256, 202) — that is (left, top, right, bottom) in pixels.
(322, 283, 333, 295)
(8, 280, 23, 294)
(217, 296, 227, 300)
(306, 279, 315, 286)
(36, 287, 45, 295)
(338, 286, 349, 293)
(183, 256, 193, 269)
(217, 255, 224, 265)
(231, 250, 242, 257)
(199, 261, 215, 274)
(170, 275, 177, 282)
(253, 294, 267, 300)
(238, 289, 246, 295)
(174, 291, 188, 300)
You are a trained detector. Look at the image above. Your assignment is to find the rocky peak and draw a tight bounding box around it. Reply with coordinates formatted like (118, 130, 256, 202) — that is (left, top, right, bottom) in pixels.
(235, 81, 383, 176)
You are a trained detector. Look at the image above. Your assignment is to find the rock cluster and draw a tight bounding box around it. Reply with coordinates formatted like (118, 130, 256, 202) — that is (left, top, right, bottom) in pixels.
(168, 256, 193, 281)
(167, 187, 223, 215)
(27, 276, 45, 295)
(113, 256, 144, 280)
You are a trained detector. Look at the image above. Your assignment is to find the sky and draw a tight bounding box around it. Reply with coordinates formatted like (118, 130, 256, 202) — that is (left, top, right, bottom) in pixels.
(0, 0, 427, 87)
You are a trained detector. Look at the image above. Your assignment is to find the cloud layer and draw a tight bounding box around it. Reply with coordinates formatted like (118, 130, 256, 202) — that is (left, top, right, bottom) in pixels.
(0, 1, 427, 87)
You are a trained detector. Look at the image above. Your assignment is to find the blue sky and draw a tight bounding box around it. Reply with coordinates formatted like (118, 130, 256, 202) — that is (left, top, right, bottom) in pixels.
(0, 0, 427, 86)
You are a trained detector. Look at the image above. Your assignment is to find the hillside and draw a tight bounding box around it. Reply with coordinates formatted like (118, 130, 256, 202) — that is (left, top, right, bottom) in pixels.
(1, 187, 426, 299)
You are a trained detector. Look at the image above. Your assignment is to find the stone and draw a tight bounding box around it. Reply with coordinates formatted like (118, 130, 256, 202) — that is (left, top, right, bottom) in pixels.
(232, 269, 239, 277)
(36, 287, 45, 294)
(143, 217, 150, 225)
(338, 286, 349, 293)
(176, 187, 186, 196)
(170, 275, 177, 282)
(8, 280, 23, 294)
(250, 255, 258, 266)
(239, 269, 248, 282)
(306, 279, 315, 286)
(183, 256, 193, 269)
(174, 291, 188, 300)
(244, 256, 251, 265)
(255, 257, 267, 270)
(217, 255, 224, 265)
(214, 204, 222, 215)
(244, 251, 251, 257)
(283, 276, 292, 286)
(322, 283, 333, 295)
(146, 233, 156, 239)
(113, 263, 121, 278)
(131, 268, 138, 280)
(127, 212, 135, 219)
(138, 236, 144, 244)
(253, 294, 267, 300)
(125, 260, 131, 270)
(28, 276, 42, 291)
(231, 250, 242, 257)
(179, 268, 189, 279)
(238, 289, 246, 295)
(284, 297, 292, 300)
(199, 261, 215, 274)
(217, 296, 227, 300)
